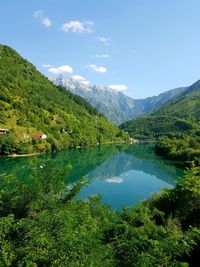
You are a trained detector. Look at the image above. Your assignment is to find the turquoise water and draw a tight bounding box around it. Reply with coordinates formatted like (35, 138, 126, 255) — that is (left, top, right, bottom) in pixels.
(0, 143, 184, 209)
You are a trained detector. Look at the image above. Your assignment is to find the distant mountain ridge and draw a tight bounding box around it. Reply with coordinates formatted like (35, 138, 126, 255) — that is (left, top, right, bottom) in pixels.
(55, 76, 139, 125)
(120, 79, 200, 139)
(55, 76, 187, 125)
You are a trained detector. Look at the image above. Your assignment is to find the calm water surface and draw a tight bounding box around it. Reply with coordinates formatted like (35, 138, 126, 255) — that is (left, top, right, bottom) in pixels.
(0, 143, 184, 209)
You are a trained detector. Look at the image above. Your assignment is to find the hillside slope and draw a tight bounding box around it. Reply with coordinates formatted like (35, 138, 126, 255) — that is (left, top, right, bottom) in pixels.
(0, 45, 128, 154)
(55, 76, 187, 125)
(120, 80, 200, 139)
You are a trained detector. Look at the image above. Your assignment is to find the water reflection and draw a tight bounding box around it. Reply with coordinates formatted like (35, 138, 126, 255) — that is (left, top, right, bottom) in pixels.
(0, 143, 184, 209)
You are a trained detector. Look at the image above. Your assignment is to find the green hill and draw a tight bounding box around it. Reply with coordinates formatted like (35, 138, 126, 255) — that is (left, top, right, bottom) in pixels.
(120, 80, 200, 139)
(0, 45, 128, 155)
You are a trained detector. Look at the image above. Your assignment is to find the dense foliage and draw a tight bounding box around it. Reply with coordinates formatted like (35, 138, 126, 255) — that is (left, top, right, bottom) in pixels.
(0, 45, 128, 155)
(155, 135, 200, 167)
(0, 161, 200, 266)
(120, 81, 200, 139)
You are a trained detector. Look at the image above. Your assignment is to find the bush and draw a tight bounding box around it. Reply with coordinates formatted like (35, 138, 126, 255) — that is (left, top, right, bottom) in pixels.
(0, 162, 200, 266)
(0, 134, 17, 155)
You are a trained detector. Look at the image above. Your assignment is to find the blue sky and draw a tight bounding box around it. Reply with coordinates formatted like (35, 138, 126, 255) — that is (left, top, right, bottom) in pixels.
(1, 0, 200, 98)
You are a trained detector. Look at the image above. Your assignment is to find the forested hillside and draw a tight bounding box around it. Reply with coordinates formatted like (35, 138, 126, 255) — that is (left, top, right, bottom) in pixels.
(120, 80, 200, 139)
(0, 45, 128, 155)
(120, 81, 200, 167)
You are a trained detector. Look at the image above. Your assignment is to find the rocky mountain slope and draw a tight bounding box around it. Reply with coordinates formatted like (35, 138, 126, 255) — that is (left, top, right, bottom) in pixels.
(55, 76, 187, 125)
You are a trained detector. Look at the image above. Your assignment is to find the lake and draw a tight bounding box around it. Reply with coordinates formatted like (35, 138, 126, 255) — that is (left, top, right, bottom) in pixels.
(0, 143, 184, 209)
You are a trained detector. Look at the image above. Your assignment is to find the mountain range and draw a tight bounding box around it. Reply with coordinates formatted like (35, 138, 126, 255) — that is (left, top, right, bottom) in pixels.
(55, 75, 188, 125)
(120, 80, 200, 139)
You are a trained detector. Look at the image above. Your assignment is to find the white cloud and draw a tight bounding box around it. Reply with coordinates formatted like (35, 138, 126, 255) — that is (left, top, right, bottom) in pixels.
(71, 75, 85, 81)
(34, 10, 42, 18)
(81, 80, 91, 85)
(42, 64, 53, 68)
(34, 10, 52, 28)
(87, 64, 107, 73)
(48, 65, 73, 74)
(61, 20, 94, 33)
(109, 84, 128, 91)
(71, 75, 91, 85)
(96, 54, 110, 58)
(97, 37, 110, 45)
(105, 177, 124, 184)
(42, 18, 52, 27)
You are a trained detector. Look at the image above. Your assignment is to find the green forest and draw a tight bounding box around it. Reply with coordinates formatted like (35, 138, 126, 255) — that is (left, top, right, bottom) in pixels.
(120, 80, 200, 168)
(0, 45, 128, 155)
(155, 135, 200, 167)
(0, 162, 200, 266)
(120, 81, 200, 140)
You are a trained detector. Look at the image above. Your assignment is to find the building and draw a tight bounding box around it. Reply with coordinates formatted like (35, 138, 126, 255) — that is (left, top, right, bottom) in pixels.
(0, 128, 9, 134)
(33, 133, 47, 139)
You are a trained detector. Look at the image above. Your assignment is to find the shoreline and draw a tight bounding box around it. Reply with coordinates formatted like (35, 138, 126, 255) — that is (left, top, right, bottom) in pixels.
(0, 152, 43, 158)
(0, 139, 138, 158)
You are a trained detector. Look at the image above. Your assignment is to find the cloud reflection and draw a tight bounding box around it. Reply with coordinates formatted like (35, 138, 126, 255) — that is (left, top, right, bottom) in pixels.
(105, 177, 124, 184)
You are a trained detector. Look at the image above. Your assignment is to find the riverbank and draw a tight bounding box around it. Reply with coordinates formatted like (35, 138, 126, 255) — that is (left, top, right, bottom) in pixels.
(0, 152, 42, 158)
(0, 139, 137, 158)
(0, 142, 183, 208)
(0, 137, 138, 158)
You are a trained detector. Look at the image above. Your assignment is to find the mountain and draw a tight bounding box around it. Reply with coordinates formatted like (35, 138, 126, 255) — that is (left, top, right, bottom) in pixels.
(0, 45, 128, 155)
(135, 86, 188, 114)
(55, 76, 187, 125)
(120, 80, 200, 139)
(55, 76, 142, 125)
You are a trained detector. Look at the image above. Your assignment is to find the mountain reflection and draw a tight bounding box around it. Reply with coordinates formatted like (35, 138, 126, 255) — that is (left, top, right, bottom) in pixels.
(0, 143, 184, 186)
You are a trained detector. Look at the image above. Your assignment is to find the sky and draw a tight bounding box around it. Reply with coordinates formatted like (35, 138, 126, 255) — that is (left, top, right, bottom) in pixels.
(1, 0, 200, 99)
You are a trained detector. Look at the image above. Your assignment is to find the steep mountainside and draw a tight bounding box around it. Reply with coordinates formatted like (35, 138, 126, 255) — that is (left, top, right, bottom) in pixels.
(55, 76, 142, 125)
(120, 80, 200, 139)
(55, 76, 187, 125)
(0, 45, 128, 154)
(136, 86, 188, 114)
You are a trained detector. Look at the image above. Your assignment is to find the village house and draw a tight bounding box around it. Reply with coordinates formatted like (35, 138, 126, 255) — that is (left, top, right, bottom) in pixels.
(33, 133, 47, 139)
(0, 128, 9, 134)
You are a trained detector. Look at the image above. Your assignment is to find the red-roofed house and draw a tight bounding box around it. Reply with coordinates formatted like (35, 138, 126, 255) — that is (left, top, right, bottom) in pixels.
(34, 133, 47, 139)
